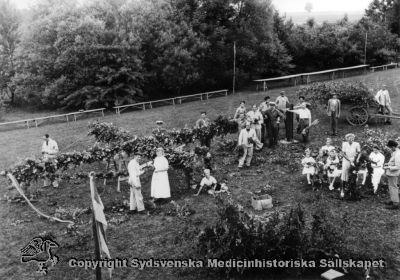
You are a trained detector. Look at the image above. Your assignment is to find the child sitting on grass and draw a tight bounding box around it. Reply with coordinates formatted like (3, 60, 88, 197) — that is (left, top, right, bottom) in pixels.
(301, 148, 316, 185)
(324, 149, 341, 190)
(192, 169, 227, 195)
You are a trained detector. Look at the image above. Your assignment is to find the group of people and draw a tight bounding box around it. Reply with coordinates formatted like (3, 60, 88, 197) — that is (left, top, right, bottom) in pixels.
(38, 85, 396, 212)
(40, 133, 174, 214)
(300, 134, 400, 210)
(232, 91, 315, 168)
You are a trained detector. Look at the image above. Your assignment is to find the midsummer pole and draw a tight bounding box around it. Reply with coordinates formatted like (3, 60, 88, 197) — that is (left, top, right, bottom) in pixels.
(233, 41, 236, 95)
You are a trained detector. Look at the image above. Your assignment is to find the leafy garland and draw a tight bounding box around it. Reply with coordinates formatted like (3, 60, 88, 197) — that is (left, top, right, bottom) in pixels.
(88, 115, 238, 145)
(3, 115, 238, 186)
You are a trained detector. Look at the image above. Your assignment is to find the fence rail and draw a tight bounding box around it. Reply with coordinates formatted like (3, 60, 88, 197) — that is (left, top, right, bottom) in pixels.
(370, 63, 399, 72)
(0, 108, 105, 129)
(253, 65, 369, 91)
(1, 62, 398, 130)
(113, 89, 228, 115)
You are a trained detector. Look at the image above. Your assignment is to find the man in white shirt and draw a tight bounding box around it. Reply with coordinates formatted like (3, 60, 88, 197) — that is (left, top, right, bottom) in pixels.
(41, 134, 59, 187)
(246, 104, 263, 141)
(286, 104, 312, 143)
(341, 133, 361, 184)
(369, 145, 385, 194)
(375, 85, 392, 124)
(127, 154, 150, 213)
(384, 140, 400, 209)
(238, 122, 257, 168)
(275, 91, 289, 111)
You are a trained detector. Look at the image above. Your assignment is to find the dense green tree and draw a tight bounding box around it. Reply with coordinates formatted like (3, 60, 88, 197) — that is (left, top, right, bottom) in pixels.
(12, 0, 144, 109)
(0, 0, 20, 104)
(365, 0, 400, 36)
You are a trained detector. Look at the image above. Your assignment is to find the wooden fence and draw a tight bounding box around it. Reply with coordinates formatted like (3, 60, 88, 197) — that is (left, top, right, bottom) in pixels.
(253, 65, 370, 91)
(1, 62, 398, 130)
(113, 89, 228, 115)
(0, 108, 105, 129)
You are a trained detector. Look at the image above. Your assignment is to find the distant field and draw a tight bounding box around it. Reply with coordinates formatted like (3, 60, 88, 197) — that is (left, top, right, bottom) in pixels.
(0, 68, 399, 280)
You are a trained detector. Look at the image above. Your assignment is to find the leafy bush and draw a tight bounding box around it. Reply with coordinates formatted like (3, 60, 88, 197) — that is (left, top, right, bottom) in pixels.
(362, 127, 400, 158)
(197, 196, 346, 277)
(88, 122, 132, 143)
(296, 81, 375, 106)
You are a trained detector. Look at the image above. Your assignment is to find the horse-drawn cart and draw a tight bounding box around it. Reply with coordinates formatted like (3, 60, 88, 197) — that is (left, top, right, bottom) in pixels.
(346, 102, 400, 126)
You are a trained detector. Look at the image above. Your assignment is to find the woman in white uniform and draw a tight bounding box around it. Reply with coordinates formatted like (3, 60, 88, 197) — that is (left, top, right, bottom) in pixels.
(150, 148, 171, 201)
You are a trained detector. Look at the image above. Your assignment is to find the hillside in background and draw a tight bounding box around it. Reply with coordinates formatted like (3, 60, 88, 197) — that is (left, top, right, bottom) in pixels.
(284, 11, 363, 24)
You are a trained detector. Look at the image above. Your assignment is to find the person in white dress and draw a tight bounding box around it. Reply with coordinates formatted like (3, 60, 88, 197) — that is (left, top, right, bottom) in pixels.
(369, 145, 385, 194)
(41, 134, 59, 188)
(341, 133, 361, 183)
(301, 148, 316, 185)
(150, 148, 171, 201)
(324, 149, 341, 190)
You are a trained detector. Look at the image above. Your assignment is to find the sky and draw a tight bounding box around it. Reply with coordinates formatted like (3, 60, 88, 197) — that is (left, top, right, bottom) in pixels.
(11, 0, 372, 12)
(272, 0, 372, 13)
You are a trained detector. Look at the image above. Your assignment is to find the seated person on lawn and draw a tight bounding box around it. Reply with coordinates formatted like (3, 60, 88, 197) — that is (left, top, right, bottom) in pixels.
(301, 148, 316, 186)
(324, 149, 341, 190)
(192, 169, 226, 196)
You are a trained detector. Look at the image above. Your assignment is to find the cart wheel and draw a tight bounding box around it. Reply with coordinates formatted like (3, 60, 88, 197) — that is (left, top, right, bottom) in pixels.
(346, 107, 369, 126)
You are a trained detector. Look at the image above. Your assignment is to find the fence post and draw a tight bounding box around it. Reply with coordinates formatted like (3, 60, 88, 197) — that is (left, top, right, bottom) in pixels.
(143, 104, 145, 110)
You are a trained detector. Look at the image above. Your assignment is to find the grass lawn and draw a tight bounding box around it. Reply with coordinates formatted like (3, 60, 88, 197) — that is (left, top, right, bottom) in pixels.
(0, 69, 400, 280)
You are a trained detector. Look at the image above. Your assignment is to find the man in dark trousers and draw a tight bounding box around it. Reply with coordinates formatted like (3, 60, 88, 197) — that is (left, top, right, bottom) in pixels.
(326, 93, 341, 136)
(265, 102, 285, 147)
(285, 104, 294, 142)
(260, 96, 271, 143)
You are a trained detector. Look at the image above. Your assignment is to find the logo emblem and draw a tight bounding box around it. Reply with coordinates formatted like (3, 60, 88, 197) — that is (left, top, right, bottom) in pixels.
(20, 237, 59, 275)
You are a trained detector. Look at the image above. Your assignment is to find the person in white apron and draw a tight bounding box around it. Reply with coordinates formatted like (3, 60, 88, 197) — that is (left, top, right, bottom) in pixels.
(41, 134, 59, 188)
(150, 148, 171, 203)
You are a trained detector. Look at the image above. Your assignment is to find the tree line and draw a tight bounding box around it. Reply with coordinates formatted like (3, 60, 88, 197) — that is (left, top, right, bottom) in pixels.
(0, 0, 399, 110)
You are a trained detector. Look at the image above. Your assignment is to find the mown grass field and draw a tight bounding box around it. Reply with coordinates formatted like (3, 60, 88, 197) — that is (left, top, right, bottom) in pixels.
(1, 69, 400, 280)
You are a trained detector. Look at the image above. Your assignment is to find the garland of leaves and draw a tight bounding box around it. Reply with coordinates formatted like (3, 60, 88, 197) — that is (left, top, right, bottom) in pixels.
(88, 115, 238, 145)
(3, 116, 238, 186)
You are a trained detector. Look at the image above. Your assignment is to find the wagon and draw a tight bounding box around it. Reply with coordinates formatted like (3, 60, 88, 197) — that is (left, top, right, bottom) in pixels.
(346, 102, 400, 126)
